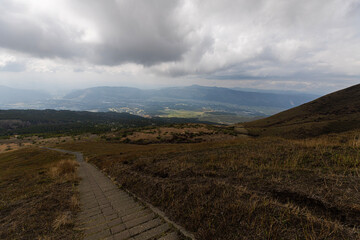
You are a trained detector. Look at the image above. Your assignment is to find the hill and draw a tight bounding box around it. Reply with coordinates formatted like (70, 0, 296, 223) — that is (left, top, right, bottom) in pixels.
(244, 84, 360, 138)
(0, 109, 204, 136)
(56, 126, 360, 239)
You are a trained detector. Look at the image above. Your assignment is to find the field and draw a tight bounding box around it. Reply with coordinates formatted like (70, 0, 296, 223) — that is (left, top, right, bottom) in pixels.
(0, 135, 83, 154)
(57, 125, 360, 240)
(158, 109, 205, 118)
(157, 109, 259, 124)
(0, 148, 81, 239)
(100, 124, 247, 144)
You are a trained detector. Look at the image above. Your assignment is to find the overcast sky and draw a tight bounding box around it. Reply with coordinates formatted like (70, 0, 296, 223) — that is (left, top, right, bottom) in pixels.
(0, 0, 359, 94)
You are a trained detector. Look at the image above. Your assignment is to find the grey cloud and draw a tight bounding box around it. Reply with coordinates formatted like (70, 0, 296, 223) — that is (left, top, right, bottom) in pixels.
(77, 0, 190, 65)
(0, 1, 83, 59)
(0, 62, 26, 72)
(0, 0, 360, 87)
(0, 0, 191, 66)
(73, 68, 84, 73)
(150, 0, 360, 81)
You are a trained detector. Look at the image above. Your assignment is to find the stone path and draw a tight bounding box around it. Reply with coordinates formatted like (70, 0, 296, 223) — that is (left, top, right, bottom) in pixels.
(47, 148, 182, 240)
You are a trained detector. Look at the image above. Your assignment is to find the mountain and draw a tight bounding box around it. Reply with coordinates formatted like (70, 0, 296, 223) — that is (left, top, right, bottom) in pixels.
(244, 84, 360, 138)
(0, 86, 51, 106)
(65, 85, 317, 109)
(0, 85, 319, 124)
(64, 87, 147, 102)
(233, 87, 320, 96)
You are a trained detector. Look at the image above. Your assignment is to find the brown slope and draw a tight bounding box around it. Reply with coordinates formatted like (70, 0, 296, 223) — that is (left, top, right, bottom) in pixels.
(244, 84, 360, 138)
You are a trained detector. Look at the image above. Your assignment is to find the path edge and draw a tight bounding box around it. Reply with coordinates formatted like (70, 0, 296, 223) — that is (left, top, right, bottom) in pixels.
(44, 147, 196, 240)
(98, 169, 196, 240)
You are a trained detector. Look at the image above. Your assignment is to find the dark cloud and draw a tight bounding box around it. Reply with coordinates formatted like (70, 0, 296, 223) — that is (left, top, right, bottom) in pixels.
(75, 0, 190, 65)
(0, 0, 190, 66)
(0, 1, 82, 59)
(0, 0, 360, 90)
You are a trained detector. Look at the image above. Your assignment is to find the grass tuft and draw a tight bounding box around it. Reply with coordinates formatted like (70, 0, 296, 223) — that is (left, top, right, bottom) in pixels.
(49, 159, 79, 182)
(53, 211, 72, 230)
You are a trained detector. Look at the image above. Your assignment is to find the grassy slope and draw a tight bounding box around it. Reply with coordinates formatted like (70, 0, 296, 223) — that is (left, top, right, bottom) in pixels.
(0, 109, 155, 136)
(59, 132, 360, 240)
(244, 84, 360, 138)
(0, 148, 81, 239)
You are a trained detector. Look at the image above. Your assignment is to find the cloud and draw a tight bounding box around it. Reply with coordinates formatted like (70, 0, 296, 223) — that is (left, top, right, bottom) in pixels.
(0, 1, 82, 59)
(0, 62, 26, 72)
(151, 0, 360, 80)
(0, 0, 359, 90)
(74, 0, 191, 65)
(0, 0, 191, 66)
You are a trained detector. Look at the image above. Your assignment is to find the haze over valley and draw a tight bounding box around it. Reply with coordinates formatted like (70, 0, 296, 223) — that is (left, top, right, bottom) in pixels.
(0, 85, 318, 124)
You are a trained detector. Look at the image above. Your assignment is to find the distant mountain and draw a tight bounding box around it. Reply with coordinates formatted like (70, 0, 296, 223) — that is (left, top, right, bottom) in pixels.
(245, 84, 360, 138)
(0, 86, 51, 105)
(64, 87, 147, 102)
(65, 85, 317, 109)
(232, 87, 320, 97)
(0, 85, 320, 123)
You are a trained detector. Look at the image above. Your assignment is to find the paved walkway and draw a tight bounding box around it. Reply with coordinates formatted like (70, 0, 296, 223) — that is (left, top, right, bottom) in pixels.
(47, 148, 181, 240)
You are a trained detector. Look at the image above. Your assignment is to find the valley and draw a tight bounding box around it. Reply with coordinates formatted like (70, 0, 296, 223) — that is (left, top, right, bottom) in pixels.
(0, 85, 317, 124)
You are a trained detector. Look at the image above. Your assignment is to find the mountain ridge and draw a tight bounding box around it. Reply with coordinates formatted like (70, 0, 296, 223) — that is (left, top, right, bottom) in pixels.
(244, 83, 360, 138)
(0, 85, 319, 123)
(64, 85, 317, 108)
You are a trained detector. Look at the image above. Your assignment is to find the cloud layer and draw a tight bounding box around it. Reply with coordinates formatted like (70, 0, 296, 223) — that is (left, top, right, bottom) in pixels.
(0, 0, 360, 91)
(0, 0, 191, 65)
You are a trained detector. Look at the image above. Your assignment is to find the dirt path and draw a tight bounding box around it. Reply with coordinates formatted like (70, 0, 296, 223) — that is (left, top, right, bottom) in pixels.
(46, 148, 184, 240)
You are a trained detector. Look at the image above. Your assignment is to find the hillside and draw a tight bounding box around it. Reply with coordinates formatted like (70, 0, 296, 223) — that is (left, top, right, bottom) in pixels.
(56, 127, 360, 239)
(245, 84, 360, 138)
(0, 109, 205, 136)
(0, 110, 152, 136)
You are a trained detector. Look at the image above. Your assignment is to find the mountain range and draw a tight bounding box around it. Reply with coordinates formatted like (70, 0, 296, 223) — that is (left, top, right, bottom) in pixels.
(0, 85, 319, 123)
(64, 85, 317, 108)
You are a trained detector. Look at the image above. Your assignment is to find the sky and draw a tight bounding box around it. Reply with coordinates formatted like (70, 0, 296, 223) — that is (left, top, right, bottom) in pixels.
(0, 0, 359, 94)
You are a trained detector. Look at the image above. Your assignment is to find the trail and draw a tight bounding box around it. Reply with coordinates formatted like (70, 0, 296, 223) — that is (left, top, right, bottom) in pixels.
(46, 148, 183, 240)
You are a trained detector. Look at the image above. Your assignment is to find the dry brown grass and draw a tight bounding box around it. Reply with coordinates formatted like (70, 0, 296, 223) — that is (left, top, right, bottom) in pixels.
(102, 123, 242, 144)
(53, 211, 72, 230)
(58, 129, 360, 239)
(49, 159, 79, 183)
(0, 148, 81, 239)
(70, 194, 80, 211)
(244, 84, 360, 139)
(0, 142, 32, 153)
